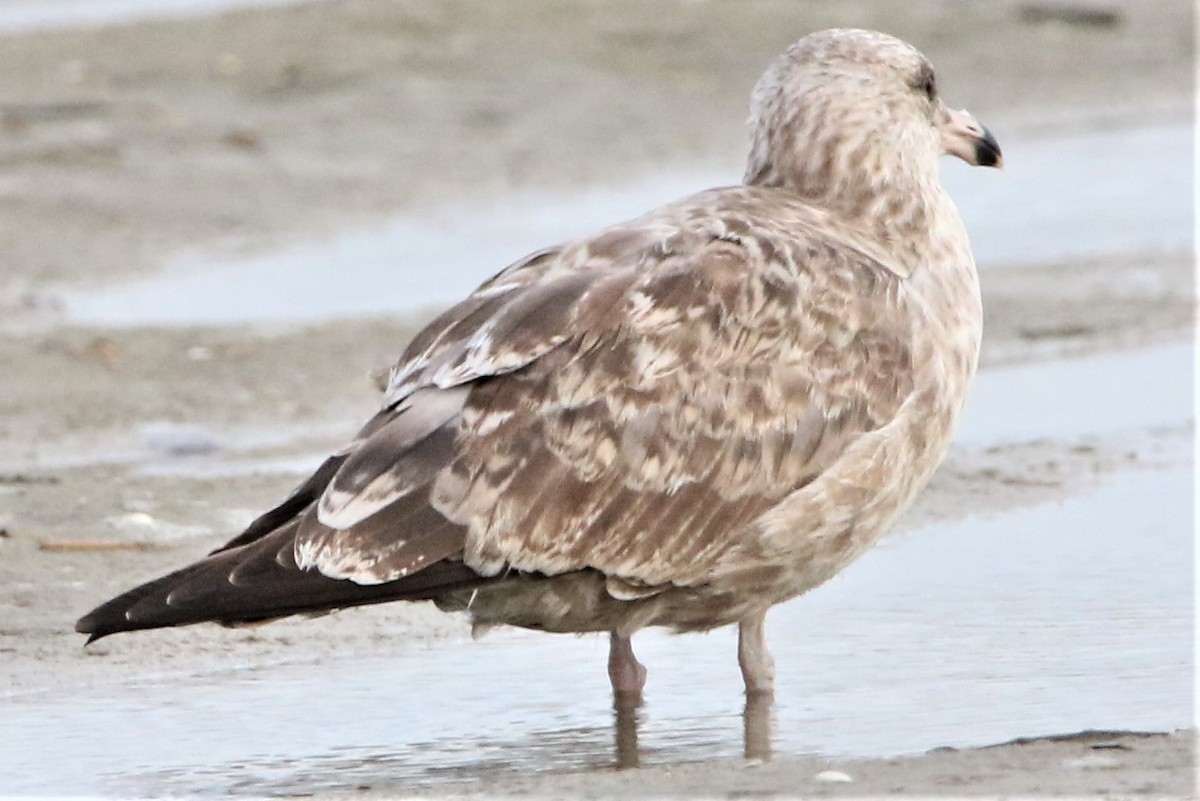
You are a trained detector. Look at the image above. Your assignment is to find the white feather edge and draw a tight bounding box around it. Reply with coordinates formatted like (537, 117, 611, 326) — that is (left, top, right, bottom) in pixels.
(316, 386, 468, 530)
(296, 537, 411, 585)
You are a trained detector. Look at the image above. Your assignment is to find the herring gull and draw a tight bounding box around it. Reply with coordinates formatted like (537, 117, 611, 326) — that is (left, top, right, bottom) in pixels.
(77, 29, 1001, 705)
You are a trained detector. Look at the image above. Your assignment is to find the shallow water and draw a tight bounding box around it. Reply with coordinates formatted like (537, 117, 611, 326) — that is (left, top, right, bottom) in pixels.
(0, 0, 315, 32)
(1, 341, 1193, 795)
(1, 457, 1191, 796)
(63, 121, 1191, 328)
(956, 341, 1193, 446)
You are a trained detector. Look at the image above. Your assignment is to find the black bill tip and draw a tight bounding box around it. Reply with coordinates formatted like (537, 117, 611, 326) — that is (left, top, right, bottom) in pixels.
(975, 126, 1003, 168)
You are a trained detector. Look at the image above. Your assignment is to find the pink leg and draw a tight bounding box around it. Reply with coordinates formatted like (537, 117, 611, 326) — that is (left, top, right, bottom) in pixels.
(607, 631, 648, 697)
(738, 611, 775, 696)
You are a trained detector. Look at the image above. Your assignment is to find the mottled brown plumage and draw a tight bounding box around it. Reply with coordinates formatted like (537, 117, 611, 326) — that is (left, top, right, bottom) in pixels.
(77, 29, 1001, 702)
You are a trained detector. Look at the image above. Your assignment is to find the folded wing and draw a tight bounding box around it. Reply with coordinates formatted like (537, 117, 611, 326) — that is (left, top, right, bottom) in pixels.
(76, 187, 916, 641)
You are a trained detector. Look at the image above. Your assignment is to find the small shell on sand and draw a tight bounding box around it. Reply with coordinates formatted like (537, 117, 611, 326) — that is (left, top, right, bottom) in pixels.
(813, 769, 855, 783)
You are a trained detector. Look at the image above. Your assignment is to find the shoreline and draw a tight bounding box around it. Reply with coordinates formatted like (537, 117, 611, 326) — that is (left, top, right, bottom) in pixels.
(0, 0, 1193, 796)
(0, 0, 1191, 299)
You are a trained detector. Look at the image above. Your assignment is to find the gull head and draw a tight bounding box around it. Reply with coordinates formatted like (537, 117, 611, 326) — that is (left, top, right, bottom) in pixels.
(744, 28, 1003, 205)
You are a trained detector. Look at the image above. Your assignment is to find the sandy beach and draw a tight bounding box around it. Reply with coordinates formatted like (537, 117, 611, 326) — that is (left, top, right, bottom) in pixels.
(0, 0, 1193, 797)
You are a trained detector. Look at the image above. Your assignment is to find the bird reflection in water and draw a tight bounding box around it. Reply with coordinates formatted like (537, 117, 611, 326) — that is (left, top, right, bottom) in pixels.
(610, 688, 775, 769)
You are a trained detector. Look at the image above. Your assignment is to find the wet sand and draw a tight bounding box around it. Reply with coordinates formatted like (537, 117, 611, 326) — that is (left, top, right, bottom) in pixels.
(0, 0, 1194, 797)
(396, 730, 1195, 798)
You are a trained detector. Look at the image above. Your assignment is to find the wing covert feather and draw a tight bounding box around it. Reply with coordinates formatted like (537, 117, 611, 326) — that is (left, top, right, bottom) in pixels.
(306, 187, 916, 596)
(425, 191, 916, 589)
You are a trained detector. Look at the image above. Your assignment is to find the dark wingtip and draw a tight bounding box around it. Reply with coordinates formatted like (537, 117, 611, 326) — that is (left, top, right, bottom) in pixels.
(75, 612, 107, 644)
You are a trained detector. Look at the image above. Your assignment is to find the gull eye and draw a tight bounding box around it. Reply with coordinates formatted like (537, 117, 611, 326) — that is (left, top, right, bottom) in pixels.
(918, 71, 937, 101)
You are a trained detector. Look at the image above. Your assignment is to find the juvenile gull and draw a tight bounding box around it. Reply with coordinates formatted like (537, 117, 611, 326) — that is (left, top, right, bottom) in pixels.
(77, 29, 1001, 703)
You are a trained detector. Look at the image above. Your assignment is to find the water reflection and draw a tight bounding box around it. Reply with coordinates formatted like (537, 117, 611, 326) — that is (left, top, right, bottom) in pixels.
(613, 694, 642, 769)
(614, 691, 773, 769)
(744, 692, 775, 763)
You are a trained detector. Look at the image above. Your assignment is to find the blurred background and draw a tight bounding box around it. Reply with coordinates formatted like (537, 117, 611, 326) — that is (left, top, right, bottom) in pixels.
(0, 0, 1190, 316)
(0, 0, 1193, 796)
